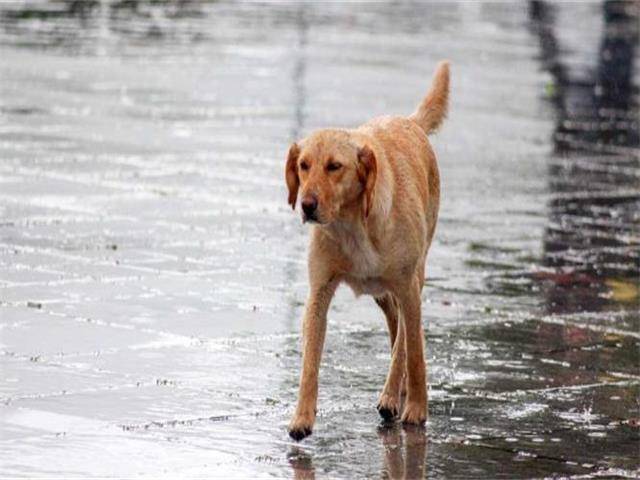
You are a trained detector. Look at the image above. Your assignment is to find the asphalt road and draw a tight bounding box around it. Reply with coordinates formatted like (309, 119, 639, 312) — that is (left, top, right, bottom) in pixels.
(1, 1, 638, 478)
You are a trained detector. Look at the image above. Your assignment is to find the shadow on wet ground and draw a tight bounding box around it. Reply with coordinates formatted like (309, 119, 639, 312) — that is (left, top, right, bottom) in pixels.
(0, 1, 638, 478)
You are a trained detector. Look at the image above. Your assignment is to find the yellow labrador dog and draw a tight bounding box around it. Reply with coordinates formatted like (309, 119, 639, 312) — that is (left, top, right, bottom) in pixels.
(285, 61, 449, 441)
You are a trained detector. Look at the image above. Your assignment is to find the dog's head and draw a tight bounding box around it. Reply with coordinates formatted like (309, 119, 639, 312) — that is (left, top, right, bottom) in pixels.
(285, 130, 377, 225)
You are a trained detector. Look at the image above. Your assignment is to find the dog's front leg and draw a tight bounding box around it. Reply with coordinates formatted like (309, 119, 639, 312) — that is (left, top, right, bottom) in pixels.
(395, 278, 427, 425)
(288, 275, 338, 441)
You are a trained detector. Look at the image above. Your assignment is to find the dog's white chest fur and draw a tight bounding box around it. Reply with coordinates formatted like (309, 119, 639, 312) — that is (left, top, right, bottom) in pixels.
(330, 223, 387, 297)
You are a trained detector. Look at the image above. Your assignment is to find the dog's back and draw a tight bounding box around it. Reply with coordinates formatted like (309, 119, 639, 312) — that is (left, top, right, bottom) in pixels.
(356, 61, 449, 254)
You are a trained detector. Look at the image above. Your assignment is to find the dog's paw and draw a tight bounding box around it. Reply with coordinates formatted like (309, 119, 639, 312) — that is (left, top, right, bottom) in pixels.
(400, 399, 426, 425)
(377, 393, 400, 421)
(288, 425, 312, 442)
(288, 412, 315, 441)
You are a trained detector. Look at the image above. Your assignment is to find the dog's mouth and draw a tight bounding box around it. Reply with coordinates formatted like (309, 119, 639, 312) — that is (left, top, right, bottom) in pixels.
(302, 213, 324, 225)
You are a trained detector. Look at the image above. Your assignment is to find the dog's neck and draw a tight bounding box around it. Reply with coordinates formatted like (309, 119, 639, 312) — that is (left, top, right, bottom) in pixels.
(318, 158, 392, 277)
(322, 217, 380, 277)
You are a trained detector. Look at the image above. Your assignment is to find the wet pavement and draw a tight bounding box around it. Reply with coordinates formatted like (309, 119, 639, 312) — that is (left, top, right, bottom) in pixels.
(0, 1, 638, 478)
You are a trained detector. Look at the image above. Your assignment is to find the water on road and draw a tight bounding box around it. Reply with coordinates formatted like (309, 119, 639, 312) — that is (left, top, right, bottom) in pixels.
(0, 1, 638, 478)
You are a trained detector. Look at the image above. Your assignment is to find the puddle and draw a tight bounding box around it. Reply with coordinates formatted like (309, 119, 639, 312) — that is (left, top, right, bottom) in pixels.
(0, 1, 638, 478)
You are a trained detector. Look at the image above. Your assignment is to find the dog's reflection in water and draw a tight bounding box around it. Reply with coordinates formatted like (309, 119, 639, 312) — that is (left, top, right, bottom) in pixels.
(379, 424, 427, 479)
(287, 447, 315, 480)
(288, 425, 427, 480)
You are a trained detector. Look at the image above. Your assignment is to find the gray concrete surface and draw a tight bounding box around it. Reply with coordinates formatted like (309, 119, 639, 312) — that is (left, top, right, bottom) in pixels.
(0, 1, 638, 478)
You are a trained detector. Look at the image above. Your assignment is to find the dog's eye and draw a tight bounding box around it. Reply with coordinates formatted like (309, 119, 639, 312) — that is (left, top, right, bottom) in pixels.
(299, 161, 309, 171)
(327, 162, 342, 172)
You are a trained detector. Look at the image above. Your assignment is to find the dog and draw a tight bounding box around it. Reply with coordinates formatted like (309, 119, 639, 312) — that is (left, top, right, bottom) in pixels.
(285, 61, 449, 441)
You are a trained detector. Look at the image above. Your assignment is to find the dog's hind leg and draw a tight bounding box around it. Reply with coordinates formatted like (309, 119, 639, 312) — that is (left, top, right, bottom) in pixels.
(375, 294, 399, 349)
(376, 294, 408, 394)
(395, 278, 427, 425)
(376, 293, 406, 421)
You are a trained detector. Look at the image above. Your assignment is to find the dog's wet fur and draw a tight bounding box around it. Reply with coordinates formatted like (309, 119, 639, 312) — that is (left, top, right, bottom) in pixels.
(285, 61, 450, 440)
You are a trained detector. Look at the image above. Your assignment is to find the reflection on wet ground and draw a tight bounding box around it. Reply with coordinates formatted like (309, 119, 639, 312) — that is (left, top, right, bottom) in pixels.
(530, 0, 639, 315)
(0, 1, 638, 478)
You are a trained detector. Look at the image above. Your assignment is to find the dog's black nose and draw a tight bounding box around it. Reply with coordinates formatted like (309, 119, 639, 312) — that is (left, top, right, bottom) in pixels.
(301, 195, 318, 220)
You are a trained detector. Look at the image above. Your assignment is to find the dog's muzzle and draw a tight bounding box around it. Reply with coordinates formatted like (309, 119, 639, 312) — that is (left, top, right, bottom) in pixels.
(301, 195, 319, 223)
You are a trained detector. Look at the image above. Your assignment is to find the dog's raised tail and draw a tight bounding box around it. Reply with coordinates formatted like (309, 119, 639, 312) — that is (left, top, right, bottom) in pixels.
(409, 60, 450, 134)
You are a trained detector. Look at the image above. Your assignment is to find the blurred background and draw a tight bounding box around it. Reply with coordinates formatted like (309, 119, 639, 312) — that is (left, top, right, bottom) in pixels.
(0, 1, 638, 478)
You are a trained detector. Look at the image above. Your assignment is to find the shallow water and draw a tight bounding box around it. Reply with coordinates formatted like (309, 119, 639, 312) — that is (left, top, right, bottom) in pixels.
(0, 1, 638, 478)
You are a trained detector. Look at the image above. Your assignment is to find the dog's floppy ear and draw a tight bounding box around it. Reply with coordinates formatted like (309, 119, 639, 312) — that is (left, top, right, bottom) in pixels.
(285, 142, 301, 209)
(357, 145, 377, 217)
